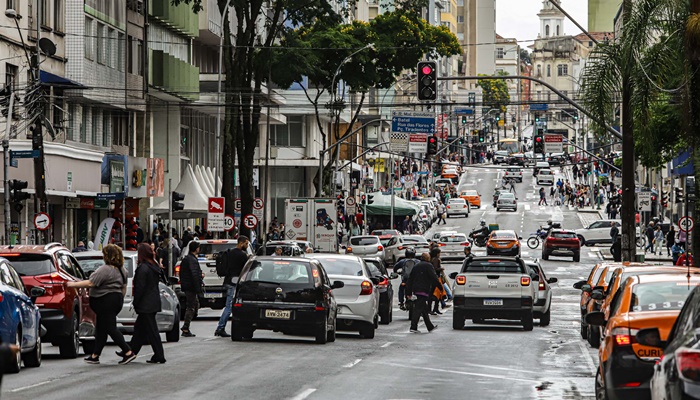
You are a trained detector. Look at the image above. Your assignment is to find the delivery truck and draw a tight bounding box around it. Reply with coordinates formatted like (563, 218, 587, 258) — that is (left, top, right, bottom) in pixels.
(284, 198, 338, 253)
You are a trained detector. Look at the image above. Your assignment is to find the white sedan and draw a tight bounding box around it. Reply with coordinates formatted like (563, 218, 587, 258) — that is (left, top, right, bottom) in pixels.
(383, 235, 431, 265)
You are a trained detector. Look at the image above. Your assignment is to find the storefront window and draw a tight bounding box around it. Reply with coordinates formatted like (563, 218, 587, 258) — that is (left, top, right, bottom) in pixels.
(271, 167, 305, 221)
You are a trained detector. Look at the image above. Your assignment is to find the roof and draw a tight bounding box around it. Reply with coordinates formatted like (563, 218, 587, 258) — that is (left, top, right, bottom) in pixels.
(631, 273, 700, 285)
(0, 243, 67, 254)
(573, 32, 613, 44)
(551, 229, 576, 233)
(305, 254, 362, 261)
(74, 250, 137, 259)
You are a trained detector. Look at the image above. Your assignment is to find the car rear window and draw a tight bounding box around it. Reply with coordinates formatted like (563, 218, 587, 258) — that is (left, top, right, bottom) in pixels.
(630, 281, 698, 312)
(350, 237, 379, 246)
(313, 258, 364, 276)
(198, 243, 238, 255)
(242, 260, 313, 285)
(262, 246, 296, 256)
(78, 257, 134, 278)
(364, 260, 384, 278)
(552, 232, 577, 239)
(440, 234, 467, 243)
(491, 232, 516, 239)
(462, 259, 525, 273)
(4, 254, 54, 276)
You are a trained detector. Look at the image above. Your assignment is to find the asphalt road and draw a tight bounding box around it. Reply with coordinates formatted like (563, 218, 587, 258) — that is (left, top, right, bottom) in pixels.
(2, 165, 601, 400)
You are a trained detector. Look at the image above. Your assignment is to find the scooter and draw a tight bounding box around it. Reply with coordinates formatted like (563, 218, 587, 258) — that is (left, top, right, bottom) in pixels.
(469, 230, 488, 247)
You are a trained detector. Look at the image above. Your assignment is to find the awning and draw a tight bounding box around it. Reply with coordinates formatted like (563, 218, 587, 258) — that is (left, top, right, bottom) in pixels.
(363, 192, 421, 216)
(148, 164, 209, 218)
(40, 71, 87, 88)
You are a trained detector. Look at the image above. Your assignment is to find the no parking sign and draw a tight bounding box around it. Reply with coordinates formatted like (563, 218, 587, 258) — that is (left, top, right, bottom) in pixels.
(243, 214, 258, 229)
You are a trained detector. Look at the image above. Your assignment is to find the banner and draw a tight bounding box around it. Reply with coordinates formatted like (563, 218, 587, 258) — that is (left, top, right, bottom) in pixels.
(147, 158, 165, 197)
(93, 218, 116, 250)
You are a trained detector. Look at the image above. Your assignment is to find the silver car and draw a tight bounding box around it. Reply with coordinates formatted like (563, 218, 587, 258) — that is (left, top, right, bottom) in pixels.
(383, 235, 430, 265)
(437, 232, 470, 260)
(536, 169, 555, 185)
(446, 198, 470, 218)
(75, 251, 181, 342)
(305, 254, 380, 338)
(525, 260, 557, 326)
(346, 236, 385, 259)
(496, 192, 518, 211)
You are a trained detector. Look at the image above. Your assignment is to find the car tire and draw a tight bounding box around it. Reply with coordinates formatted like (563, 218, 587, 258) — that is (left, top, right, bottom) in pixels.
(580, 317, 588, 339)
(6, 329, 21, 373)
(59, 312, 80, 359)
(577, 235, 586, 247)
(373, 315, 379, 329)
(540, 307, 551, 327)
(327, 319, 337, 343)
(359, 323, 375, 339)
(522, 311, 534, 331)
(380, 305, 391, 325)
(588, 325, 601, 348)
(542, 252, 549, 261)
(166, 308, 181, 343)
(23, 330, 41, 368)
(452, 311, 464, 330)
(573, 253, 581, 262)
(231, 322, 245, 341)
(82, 340, 95, 356)
(595, 369, 607, 400)
(315, 322, 328, 344)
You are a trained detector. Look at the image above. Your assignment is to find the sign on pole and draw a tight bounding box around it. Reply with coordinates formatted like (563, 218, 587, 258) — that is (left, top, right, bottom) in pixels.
(34, 213, 51, 231)
(253, 197, 264, 220)
(389, 132, 409, 153)
(223, 214, 235, 231)
(679, 216, 695, 233)
(408, 134, 428, 153)
(391, 110, 436, 134)
(345, 196, 357, 215)
(243, 214, 259, 230)
(544, 134, 563, 153)
(208, 197, 225, 231)
(637, 192, 652, 212)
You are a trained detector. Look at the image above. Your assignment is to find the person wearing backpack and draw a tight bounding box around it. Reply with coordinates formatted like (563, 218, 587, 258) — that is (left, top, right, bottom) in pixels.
(393, 247, 418, 310)
(179, 241, 203, 337)
(215, 235, 250, 337)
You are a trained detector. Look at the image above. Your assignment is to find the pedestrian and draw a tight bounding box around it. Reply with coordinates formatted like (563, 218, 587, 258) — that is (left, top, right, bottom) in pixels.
(429, 248, 446, 315)
(538, 187, 548, 206)
(66, 244, 136, 365)
(549, 186, 555, 202)
(677, 252, 694, 266)
(679, 229, 687, 249)
(509, 179, 516, 194)
(402, 216, 411, 234)
(437, 202, 447, 225)
(72, 241, 88, 253)
(610, 204, 618, 219)
(394, 248, 418, 310)
(406, 253, 441, 333)
(672, 240, 684, 264)
(129, 243, 166, 364)
(215, 235, 250, 337)
(645, 222, 655, 254)
(156, 238, 180, 278)
(653, 225, 664, 255)
(179, 241, 203, 337)
(666, 225, 676, 256)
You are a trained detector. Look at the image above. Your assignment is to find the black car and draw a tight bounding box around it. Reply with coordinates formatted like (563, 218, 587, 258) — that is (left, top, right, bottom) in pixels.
(230, 256, 343, 344)
(637, 285, 700, 400)
(363, 257, 399, 325)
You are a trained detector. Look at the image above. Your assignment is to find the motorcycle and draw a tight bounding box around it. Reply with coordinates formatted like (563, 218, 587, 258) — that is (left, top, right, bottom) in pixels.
(469, 230, 488, 247)
(527, 227, 549, 249)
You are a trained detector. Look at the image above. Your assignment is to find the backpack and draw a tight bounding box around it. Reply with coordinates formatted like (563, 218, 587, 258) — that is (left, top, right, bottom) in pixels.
(215, 249, 230, 277)
(400, 258, 418, 282)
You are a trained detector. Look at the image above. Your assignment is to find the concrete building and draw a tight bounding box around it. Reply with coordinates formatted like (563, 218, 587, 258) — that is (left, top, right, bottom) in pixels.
(459, 0, 496, 84)
(589, 0, 622, 32)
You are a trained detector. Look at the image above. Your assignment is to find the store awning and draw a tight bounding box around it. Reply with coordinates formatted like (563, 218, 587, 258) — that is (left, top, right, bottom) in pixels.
(40, 71, 88, 88)
(148, 164, 209, 218)
(363, 192, 421, 216)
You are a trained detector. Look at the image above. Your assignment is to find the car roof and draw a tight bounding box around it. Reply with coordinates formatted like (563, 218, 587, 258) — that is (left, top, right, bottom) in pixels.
(461, 190, 478, 194)
(74, 250, 137, 259)
(403, 235, 427, 241)
(305, 254, 363, 262)
(629, 273, 700, 285)
(192, 239, 238, 244)
(448, 198, 465, 201)
(551, 229, 576, 234)
(0, 243, 67, 255)
(499, 192, 515, 197)
(492, 230, 517, 236)
(439, 232, 466, 237)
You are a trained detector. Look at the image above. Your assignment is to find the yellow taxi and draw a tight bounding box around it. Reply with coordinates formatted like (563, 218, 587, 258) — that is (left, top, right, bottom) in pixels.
(459, 190, 481, 208)
(485, 230, 521, 256)
(586, 274, 700, 400)
(575, 263, 617, 347)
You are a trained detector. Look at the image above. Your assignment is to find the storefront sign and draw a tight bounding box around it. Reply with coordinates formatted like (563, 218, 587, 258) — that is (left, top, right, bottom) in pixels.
(67, 172, 72, 192)
(147, 158, 165, 197)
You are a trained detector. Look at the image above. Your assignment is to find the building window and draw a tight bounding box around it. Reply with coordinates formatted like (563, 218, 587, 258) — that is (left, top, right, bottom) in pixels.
(80, 106, 88, 143)
(495, 68, 504, 74)
(496, 47, 504, 59)
(537, 65, 541, 76)
(457, 0, 463, 5)
(91, 109, 99, 145)
(39, 0, 49, 27)
(557, 64, 568, 76)
(272, 167, 304, 222)
(54, 0, 64, 32)
(271, 116, 304, 147)
(546, 65, 551, 77)
(107, 28, 115, 68)
(440, 21, 451, 30)
(84, 18, 94, 60)
(117, 33, 125, 72)
(5, 64, 17, 92)
(6, 0, 16, 11)
(444, 1, 450, 12)
(457, 15, 464, 23)
(96, 23, 105, 64)
(102, 110, 110, 147)
(556, 25, 560, 36)
(127, 36, 143, 75)
(545, 25, 550, 37)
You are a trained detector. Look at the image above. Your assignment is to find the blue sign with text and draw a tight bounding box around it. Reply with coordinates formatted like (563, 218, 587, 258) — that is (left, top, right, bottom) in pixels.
(391, 111, 435, 134)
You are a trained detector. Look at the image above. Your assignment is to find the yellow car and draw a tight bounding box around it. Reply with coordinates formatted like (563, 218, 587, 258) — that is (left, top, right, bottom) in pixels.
(459, 190, 481, 208)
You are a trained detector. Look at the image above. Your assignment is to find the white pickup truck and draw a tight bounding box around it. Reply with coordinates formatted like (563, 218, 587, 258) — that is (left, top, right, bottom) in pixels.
(450, 256, 537, 331)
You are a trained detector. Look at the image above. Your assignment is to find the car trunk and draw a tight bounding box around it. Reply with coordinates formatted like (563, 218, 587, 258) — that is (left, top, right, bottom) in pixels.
(327, 275, 366, 303)
(238, 281, 319, 304)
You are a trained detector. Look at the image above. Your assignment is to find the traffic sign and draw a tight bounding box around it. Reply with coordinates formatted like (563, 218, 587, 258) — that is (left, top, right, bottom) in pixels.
(345, 196, 357, 215)
(408, 134, 428, 153)
(253, 197, 264, 220)
(530, 103, 549, 111)
(208, 197, 225, 232)
(243, 214, 258, 229)
(679, 216, 695, 233)
(393, 180, 402, 191)
(389, 132, 409, 153)
(234, 198, 241, 211)
(544, 134, 563, 153)
(34, 212, 51, 231)
(454, 108, 475, 115)
(637, 192, 652, 212)
(391, 110, 436, 134)
(224, 214, 235, 232)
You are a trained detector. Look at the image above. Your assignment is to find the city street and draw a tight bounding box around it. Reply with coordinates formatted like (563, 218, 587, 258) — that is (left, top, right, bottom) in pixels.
(2, 167, 602, 400)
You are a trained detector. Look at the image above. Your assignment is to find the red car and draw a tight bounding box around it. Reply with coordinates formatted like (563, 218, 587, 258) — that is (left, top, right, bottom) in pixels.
(542, 229, 581, 262)
(0, 243, 96, 358)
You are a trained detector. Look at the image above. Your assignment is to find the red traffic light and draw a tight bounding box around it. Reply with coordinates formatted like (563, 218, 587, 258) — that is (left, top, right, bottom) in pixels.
(429, 137, 436, 143)
(421, 65, 433, 75)
(535, 137, 542, 142)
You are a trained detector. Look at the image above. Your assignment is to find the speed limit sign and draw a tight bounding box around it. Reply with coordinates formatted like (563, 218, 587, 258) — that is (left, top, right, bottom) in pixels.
(224, 214, 235, 231)
(243, 214, 258, 229)
(679, 216, 695, 233)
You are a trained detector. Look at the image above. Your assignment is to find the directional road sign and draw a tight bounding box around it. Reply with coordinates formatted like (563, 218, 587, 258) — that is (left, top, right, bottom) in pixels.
(391, 110, 436, 134)
(34, 213, 51, 231)
(530, 103, 549, 111)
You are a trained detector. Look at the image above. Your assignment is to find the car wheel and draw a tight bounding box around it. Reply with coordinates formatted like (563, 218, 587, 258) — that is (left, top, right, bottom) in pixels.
(580, 318, 588, 339)
(540, 307, 551, 327)
(59, 311, 80, 359)
(360, 322, 375, 339)
(587, 325, 601, 348)
(82, 340, 95, 356)
(327, 318, 337, 343)
(166, 308, 181, 342)
(453, 311, 464, 330)
(231, 322, 245, 341)
(6, 329, 21, 373)
(23, 329, 41, 368)
(373, 315, 379, 329)
(573, 253, 581, 262)
(380, 304, 391, 325)
(595, 369, 607, 400)
(542, 251, 549, 261)
(522, 311, 534, 331)
(577, 235, 586, 247)
(315, 321, 328, 344)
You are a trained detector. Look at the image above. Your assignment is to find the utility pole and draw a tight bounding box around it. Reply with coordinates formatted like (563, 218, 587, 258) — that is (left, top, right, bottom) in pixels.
(620, 0, 636, 262)
(3, 92, 14, 245)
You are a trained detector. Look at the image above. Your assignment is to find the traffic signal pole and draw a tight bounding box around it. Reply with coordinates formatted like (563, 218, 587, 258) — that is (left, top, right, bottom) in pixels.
(3, 92, 14, 245)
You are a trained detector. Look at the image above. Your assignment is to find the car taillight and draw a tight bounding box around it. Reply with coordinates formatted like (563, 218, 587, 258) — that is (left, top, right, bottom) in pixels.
(35, 272, 63, 285)
(460, 242, 470, 246)
(521, 277, 531, 286)
(315, 306, 325, 311)
(0, 292, 3, 302)
(463, 205, 467, 208)
(438, 243, 446, 247)
(612, 327, 638, 347)
(346, 247, 353, 253)
(233, 301, 243, 307)
(677, 350, 700, 381)
(398, 246, 406, 250)
(377, 245, 383, 251)
(360, 280, 373, 295)
(174, 264, 181, 277)
(538, 281, 545, 290)
(456, 276, 466, 285)
(378, 277, 389, 288)
(447, 206, 451, 209)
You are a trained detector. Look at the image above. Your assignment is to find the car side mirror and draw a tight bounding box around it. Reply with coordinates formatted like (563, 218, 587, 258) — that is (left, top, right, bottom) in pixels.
(449, 272, 458, 279)
(389, 273, 399, 280)
(167, 276, 179, 286)
(573, 280, 587, 289)
(331, 281, 345, 289)
(585, 311, 607, 326)
(547, 277, 558, 284)
(590, 290, 605, 300)
(636, 328, 665, 348)
(518, 236, 523, 240)
(29, 286, 46, 299)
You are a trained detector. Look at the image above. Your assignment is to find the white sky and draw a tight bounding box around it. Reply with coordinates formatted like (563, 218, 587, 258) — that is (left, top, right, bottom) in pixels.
(496, 0, 588, 44)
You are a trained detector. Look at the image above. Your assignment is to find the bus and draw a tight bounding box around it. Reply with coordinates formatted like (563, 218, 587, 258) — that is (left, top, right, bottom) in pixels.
(499, 138, 522, 154)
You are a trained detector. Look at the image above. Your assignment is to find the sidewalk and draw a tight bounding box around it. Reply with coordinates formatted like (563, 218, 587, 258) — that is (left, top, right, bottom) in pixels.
(595, 247, 675, 263)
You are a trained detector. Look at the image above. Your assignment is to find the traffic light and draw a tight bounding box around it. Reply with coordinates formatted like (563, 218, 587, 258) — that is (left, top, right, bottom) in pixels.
(495, 114, 501, 122)
(461, 116, 467, 125)
(675, 187, 684, 203)
(573, 112, 579, 121)
(9, 180, 29, 212)
(416, 61, 437, 101)
(336, 194, 344, 209)
(534, 129, 545, 154)
(478, 130, 485, 143)
(171, 191, 185, 211)
(662, 191, 669, 208)
(361, 194, 366, 205)
(427, 135, 438, 155)
(459, 137, 464, 145)
(534, 113, 540, 123)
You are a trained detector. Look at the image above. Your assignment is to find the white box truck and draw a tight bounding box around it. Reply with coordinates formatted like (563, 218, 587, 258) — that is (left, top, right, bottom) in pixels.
(285, 198, 338, 253)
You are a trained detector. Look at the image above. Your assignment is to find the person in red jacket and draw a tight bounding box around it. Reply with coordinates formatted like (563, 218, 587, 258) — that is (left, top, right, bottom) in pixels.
(676, 252, 694, 266)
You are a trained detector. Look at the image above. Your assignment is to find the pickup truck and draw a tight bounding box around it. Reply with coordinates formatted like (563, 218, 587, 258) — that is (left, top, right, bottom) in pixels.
(450, 256, 536, 331)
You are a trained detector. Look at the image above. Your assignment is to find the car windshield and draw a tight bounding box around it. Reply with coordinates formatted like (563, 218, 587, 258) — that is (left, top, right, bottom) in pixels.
(4, 254, 53, 276)
(77, 257, 134, 277)
(440, 234, 467, 243)
(539, 170, 553, 175)
(552, 232, 577, 239)
(404, 236, 427, 243)
(462, 259, 524, 273)
(242, 260, 313, 285)
(364, 260, 384, 277)
(491, 232, 516, 239)
(313, 258, 364, 276)
(198, 243, 238, 256)
(630, 281, 698, 312)
(462, 191, 478, 196)
(350, 237, 379, 246)
(448, 199, 465, 204)
(507, 168, 520, 172)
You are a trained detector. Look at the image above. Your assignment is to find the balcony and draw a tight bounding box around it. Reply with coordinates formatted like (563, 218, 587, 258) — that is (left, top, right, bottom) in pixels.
(149, 0, 199, 38)
(149, 50, 200, 101)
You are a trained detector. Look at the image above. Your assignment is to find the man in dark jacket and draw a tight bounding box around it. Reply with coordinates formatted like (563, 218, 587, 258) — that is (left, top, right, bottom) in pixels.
(406, 253, 441, 333)
(180, 241, 203, 337)
(215, 236, 250, 337)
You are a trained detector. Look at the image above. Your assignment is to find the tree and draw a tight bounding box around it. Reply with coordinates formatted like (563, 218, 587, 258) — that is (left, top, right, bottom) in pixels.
(477, 71, 510, 113)
(519, 48, 531, 65)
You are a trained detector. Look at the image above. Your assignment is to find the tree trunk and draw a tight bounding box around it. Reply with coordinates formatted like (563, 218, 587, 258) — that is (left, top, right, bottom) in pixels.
(690, 0, 700, 266)
(621, 0, 636, 262)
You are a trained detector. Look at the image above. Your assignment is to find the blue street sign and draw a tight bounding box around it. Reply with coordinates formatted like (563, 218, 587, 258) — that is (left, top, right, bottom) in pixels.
(454, 108, 475, 115)
(391, 111, 436, 134)
(10, 159, 17, 168)
(97, 193, 125, 200)
(10, 150, 40, 159)
(416, 171, 429, 175)
(530, 103, 549, 111)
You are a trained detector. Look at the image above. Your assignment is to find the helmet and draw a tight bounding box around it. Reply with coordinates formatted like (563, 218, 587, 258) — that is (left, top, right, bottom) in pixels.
(404, 247, 416, 259)
(547, 219, 552, 225)
(480, 219, 486, 226)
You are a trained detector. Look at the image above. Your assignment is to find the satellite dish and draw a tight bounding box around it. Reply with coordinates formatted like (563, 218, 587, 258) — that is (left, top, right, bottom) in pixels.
(39, 38, 56, 56)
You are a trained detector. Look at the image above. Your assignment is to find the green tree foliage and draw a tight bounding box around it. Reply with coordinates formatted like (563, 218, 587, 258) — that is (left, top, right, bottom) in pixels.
(477, 71, 510, 113)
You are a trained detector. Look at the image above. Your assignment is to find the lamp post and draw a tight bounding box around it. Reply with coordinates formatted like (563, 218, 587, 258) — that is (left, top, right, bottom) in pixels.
(214, 0, 233, 199)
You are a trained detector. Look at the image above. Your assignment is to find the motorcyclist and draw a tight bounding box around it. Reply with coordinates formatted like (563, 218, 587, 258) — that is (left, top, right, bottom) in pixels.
(470, 219, 490, 245)
(393, 247, 419, 310)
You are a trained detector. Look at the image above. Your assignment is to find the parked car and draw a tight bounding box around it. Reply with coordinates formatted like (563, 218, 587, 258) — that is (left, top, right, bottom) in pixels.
(230, 256, 341, 344)
(507, 153, 526, 166)
(575, 219, 641, 246)
(0, 259, 43, 372)
(437, 232, 471, 260)
(434, 178, 453, 190)
(459, 190, 482, 208)
(383, 235, 430, 265)
(542, 229, 581, 262)
(536, 169, 555, 185)
(442, 168, 460, 185)
(504, 167, 523, 183)
(305, 254, 380, 338)
(446, 198, 470, 218)
(525, 260, 556, 327)
(486, 230, 521, 256)
(0, 243, 96, 358)
(363, 257, 399, 324)
(496, 192, 518, 212)
(573, 263, 615, 342)
(346, 236, 385, 259)
(75, 251, 181, 342)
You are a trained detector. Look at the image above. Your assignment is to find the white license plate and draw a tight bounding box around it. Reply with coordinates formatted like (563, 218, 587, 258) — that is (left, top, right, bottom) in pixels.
(265, 310, 291, 319)
(483, 299, 503, 306)
(203, 293, 223, 299)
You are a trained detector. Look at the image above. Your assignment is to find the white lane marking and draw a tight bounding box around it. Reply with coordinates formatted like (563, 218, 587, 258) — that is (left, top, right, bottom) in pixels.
(378, 362, 541, 384)
(524, 204, 531, 211)
(577, 341, 598, 375)
(344, 358, 362, 368)
(290, 388, 317, 400)
(458, 362, 537, 374)
(11, 379, 55, 393)
(381, 342, 394, 348)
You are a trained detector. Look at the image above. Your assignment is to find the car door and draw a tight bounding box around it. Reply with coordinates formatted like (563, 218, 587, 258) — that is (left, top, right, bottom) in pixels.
(0, 264, 21, 345)
(1, 262, 37, 350)
(586, 221, 606, 241)
(386, 237, 398, 260)
(59, 251, 96, 334)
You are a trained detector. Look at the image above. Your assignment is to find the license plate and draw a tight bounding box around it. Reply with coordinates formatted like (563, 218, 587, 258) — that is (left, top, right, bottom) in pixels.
(265, 309, 291, 319)
(203, 293, 223, 299)
(483, 299, 503, 306)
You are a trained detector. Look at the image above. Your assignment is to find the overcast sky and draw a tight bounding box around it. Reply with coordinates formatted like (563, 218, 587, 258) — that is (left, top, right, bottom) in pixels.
(496, 0, 588, 44)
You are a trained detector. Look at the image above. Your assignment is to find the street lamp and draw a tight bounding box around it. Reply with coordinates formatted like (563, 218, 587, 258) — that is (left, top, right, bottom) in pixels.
(214, 0, 233, 199)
